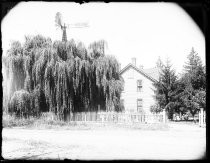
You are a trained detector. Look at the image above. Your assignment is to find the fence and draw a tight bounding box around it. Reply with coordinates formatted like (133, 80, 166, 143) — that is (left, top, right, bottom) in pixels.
(55, 111, 165, 124)
(199, 108, 206, 127)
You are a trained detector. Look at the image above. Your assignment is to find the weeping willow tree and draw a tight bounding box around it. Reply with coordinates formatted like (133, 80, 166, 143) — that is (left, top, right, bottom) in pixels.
(2, 41, 26, 113)
(7, 41, 25, 94)
(4, 35, 124, 119)
(2, 55, 10, 112)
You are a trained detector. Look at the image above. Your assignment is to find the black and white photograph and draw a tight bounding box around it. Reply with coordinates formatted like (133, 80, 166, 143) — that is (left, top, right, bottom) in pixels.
(1, 2, 206, 160)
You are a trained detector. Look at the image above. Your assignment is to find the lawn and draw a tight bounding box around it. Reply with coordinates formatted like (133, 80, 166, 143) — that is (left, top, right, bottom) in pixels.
(2, 122, 206, 160)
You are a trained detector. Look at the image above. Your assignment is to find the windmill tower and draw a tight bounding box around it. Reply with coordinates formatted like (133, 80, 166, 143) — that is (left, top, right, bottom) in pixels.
(55, 12, 89, 42)
(62, 23, 67, 42)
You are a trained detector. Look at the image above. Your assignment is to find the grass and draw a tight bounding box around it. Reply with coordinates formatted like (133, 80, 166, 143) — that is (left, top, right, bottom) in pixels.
(3, 114, 66, 129)
(3, 114, 36, 128)
(170, 120, 199, 126)
(3, 113, 169, 131)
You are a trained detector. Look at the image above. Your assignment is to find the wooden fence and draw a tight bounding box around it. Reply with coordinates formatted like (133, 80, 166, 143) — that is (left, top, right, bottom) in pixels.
(57, 112, 165, 124)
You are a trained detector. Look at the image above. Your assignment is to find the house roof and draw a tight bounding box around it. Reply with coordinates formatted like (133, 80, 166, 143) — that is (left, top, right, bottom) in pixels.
(143, 67, 161, 81)
(119, 63, 159, 82)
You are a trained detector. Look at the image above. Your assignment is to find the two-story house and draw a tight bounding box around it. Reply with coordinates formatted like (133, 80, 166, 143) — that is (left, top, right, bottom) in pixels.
(120, 58, 160, 114)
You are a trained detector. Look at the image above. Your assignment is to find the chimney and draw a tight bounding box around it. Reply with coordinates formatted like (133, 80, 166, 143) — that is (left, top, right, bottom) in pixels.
(131, 58, 136, 66)
(139, 65, 144, 69)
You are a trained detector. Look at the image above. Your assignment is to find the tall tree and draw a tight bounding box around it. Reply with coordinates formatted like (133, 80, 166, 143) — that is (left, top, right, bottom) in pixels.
(183, 47, 205, 90)
(4, 41, 26, 99)
(153, 58, 179, 119)
(180, 48, 206, 119)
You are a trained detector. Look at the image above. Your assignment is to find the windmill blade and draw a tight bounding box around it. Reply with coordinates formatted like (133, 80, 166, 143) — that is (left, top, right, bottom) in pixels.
(55, 12, 63, 28)
(55, 25, 61, 30)
(73, 22, 89, 26)
(67, 22, 89, 28)
(68, 25, 89, 28)
(55, 23, 61, 29)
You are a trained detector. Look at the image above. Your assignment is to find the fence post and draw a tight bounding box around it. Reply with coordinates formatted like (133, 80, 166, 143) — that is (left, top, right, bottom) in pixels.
(162, 109, 166, 123)
(199, 108, 204, 127)
(204, 110, 206, 125)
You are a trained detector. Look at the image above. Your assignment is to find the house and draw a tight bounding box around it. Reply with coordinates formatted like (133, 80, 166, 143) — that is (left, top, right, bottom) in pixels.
(119, 58, 160, 114)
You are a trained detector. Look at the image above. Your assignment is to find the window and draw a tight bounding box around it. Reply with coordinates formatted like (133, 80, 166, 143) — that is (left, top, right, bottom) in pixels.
(137, 99, 143, 112)
(137, 80, 142, 92)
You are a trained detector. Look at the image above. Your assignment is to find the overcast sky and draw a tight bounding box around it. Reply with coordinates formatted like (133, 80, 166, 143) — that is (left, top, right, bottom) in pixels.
(1, 2, 205, 74)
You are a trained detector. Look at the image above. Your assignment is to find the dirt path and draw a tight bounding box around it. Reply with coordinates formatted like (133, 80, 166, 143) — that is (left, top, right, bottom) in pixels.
(2, 123, 206, 160)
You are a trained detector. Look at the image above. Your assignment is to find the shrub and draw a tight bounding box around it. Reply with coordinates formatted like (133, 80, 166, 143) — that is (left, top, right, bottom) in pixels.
(8, 89, 31, 118)
(150, 103, 162, 113)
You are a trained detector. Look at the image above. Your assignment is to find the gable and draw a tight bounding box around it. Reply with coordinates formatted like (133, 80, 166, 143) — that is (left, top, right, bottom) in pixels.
(120, 64, 157, 83)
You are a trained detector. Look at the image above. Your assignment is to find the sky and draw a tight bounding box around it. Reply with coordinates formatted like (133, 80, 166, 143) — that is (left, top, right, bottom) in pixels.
(1, 2, 205, 74)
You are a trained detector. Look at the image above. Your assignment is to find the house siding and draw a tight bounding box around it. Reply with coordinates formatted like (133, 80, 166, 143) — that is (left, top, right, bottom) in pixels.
(121, 66, 156, 114)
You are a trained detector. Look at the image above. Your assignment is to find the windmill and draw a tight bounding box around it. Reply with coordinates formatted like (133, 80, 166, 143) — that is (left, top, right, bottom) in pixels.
(55, 12, 89, 42)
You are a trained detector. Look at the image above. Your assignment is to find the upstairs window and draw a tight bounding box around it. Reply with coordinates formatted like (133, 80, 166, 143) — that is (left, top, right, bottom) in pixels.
(137, 80, 142, 92)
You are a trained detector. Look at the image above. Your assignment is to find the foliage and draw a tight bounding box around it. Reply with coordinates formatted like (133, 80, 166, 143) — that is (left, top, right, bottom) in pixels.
(153, 49, 206, 120)
(2, 112, 37, 128)
(150, 103, 162, 113)
(180, 48, 206, 116)
(8, 90, 31, 118)
(193, 89, 206, 109)
(88, 40, 107, 59)
(4, 35, 123, 119)
(2, 41, 25, 113)
(153, 58, 180, 119)
(183, 48, 206, 90)
(156, 56, 164, 69)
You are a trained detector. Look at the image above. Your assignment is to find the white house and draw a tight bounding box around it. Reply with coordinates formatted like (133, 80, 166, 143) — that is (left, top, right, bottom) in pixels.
(120, 58, 160, 114)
